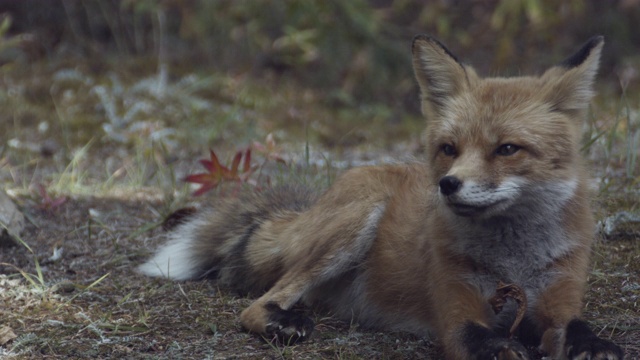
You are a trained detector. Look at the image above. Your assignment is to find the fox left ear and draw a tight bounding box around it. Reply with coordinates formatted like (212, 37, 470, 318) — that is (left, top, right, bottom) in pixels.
(541, 36, 604, 114)
(412, 35, 474, 118)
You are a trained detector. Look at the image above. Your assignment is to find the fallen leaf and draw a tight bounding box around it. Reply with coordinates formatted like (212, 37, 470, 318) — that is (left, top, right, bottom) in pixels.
(0, 325, 17, 345)
(35, 183, 67, 210)
(253, 133, 287, 164)
(184, 149, 234, 196)
(489, 281, 528, 338)
(184, 148, 255, 196)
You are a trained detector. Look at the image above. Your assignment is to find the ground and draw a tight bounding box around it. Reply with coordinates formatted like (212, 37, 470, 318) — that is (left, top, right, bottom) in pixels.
(1, 59, 639, 359)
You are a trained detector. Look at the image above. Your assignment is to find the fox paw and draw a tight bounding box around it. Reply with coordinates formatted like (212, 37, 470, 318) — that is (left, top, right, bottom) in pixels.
(476, 338, 529, 360)
(565, 337, 623, 360)
(264, 303, 314, 345)
(565, 319, 623, 360)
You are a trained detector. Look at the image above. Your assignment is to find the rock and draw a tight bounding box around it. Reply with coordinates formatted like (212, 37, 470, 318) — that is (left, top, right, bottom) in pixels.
(0, 190, 25, 247)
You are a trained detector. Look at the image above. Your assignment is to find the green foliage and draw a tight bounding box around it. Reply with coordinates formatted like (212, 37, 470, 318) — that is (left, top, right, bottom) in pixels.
(4, 1, 639, 106)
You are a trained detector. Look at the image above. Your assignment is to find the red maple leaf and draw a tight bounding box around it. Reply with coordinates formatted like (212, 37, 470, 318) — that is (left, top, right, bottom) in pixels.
(184, 148, 255, 196)
(229, 147, 254, 181)
(35, 183, 67, 210)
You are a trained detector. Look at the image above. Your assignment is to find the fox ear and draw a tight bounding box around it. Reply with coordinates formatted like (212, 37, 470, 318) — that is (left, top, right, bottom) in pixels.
(412, 35, 472, 117)
(541, 36, 604, 114)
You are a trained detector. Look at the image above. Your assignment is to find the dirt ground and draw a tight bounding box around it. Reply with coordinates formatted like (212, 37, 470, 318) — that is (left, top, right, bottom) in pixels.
(0, 166, 638, 359)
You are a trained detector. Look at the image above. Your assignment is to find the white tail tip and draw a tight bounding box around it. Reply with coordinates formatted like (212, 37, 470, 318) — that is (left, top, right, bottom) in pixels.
(138, 235, 198, 281)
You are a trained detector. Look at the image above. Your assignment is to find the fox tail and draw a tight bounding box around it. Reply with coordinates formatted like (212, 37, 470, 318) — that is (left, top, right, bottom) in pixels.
(138, 185, 318, 293)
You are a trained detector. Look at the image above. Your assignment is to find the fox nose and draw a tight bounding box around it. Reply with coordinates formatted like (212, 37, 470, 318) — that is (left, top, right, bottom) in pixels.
(439, 176, 462, 196)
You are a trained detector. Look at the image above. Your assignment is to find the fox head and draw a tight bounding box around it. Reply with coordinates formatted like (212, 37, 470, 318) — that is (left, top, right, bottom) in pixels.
(412, 35, 603, 218)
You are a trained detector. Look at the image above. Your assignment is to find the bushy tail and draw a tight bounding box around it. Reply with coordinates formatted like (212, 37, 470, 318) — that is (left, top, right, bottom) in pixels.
(138, 185, 318, 292)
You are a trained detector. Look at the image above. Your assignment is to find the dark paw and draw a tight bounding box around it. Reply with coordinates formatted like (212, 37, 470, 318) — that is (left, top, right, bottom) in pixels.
(566, 337, 623, 360)
(264, 303, 314, 345)
(477, 338, 530, 360)
(565, 319, 623, 360)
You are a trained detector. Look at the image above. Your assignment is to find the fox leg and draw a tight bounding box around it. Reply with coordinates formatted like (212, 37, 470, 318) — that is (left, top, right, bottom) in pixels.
(240, 202, 387, 344)
(240, 274, 316, 344)
(433, 279, 529, 360)
(534, 274, 623, 359)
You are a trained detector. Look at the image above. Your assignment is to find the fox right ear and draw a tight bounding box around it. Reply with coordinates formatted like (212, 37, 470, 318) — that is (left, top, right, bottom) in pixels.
(412, 35, 472, 117)
(541, 36, 604, 115)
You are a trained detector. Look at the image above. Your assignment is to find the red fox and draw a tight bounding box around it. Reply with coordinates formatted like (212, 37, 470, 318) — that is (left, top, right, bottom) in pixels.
(139, 35, 624, 359)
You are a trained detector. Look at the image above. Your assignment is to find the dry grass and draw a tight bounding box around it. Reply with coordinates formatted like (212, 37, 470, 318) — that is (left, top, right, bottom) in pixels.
(1, 193, 638, 359)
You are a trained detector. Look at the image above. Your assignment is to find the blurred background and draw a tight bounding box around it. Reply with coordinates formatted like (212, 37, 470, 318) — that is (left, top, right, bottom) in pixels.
(3, 0, 639, 98)
(1, 0, 639, 189)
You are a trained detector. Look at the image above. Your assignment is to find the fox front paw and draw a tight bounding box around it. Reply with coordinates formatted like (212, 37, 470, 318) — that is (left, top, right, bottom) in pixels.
(565, 336, 623, 360)
(565, 319, 623, 360)
(476, 338, 529, 360)
(263, 303, 314, 345)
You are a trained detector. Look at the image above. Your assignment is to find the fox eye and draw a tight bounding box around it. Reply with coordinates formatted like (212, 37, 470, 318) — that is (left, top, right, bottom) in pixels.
(441, 144, 457, 156)
(496, 144, 520, 156)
